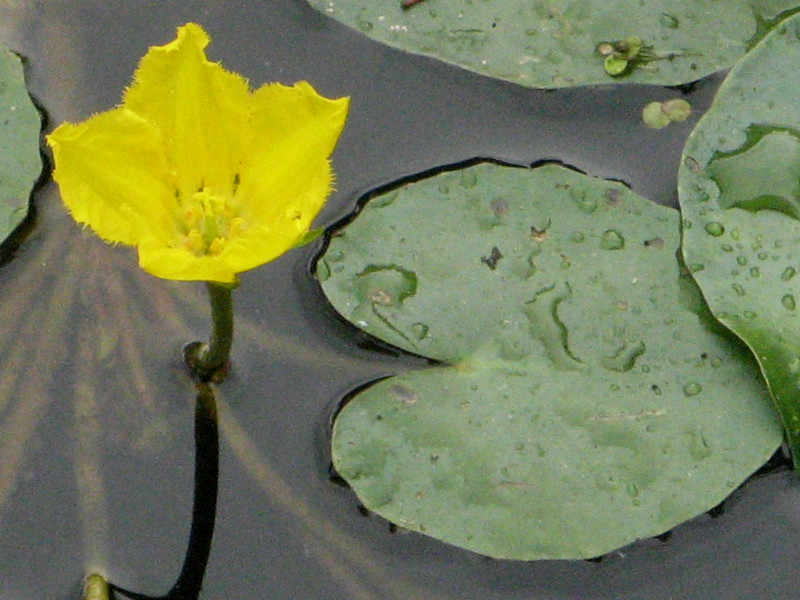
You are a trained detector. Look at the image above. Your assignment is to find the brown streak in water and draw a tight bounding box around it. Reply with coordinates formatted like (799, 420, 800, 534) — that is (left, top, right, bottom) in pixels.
(121, 269, 200, 342)
(103, 270, 170, 415)
(305, 535, 383, 600)
(0, 256, 79, 524)
(0, 263, 63, 417)
(73, 324, 111, 573)
(0, 238, 73, 407)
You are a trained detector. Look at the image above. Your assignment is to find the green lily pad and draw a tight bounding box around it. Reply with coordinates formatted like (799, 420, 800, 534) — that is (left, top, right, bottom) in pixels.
(321, 162, 781, 560)
(307, 0, 800, 88)
(0, 43, 39, 244)
(679, 12, 800, 468)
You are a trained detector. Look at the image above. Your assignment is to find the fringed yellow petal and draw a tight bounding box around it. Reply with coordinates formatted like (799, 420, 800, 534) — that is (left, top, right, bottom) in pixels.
(123, 23, 250, 200)
(47, 110, 175, 246)
(236, 82, 349, 226)
(215, 209, 320, 278)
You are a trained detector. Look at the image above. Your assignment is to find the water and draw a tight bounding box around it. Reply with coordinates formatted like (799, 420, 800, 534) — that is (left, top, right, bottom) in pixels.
(1, 1, 798, 600)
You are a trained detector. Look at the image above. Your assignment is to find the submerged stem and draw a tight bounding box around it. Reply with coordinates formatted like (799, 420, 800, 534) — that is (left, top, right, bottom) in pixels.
(167, 383, 219, 599)
(109, 383, 219, 600)
(184, 282, 235, 381)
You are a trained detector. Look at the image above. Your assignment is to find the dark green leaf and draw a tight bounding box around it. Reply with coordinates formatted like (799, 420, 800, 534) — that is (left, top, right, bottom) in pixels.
(306, 0, 800, 87)
(679, 12, 800, 469)
(0, 43, 39, 245)
(322, 162, 781, 559)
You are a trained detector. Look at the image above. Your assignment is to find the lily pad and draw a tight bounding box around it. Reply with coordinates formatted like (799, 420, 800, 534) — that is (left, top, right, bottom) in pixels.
(679, 13, 800, 467)
(0, 42, 39, 243)
(321, 162, 781, 560)
(307, 0, 800, 88)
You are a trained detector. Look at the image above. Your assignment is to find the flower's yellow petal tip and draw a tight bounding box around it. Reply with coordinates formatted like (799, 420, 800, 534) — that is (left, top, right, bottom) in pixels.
(169, 22, 210, 50)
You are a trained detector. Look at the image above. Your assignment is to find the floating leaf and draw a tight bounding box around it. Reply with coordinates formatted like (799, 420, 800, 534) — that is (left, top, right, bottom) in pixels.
(307, 0, 800, 88)
(643, 98, 692, 129)
(679, 12, 800, 467)
(0, 42, 40, 244)
(642, 102, 672, 129)
(322, 162, 781, 560)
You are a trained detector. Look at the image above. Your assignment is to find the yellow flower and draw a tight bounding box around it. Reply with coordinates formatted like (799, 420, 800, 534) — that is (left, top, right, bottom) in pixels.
(47, 23, 349, 283)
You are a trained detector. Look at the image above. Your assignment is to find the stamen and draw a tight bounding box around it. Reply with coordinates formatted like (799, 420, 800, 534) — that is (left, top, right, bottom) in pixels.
(178, 187, 244, 257)
(185, 229, 205, 253)
(228, 217, 245, 239)
(209, 237, 226, 255)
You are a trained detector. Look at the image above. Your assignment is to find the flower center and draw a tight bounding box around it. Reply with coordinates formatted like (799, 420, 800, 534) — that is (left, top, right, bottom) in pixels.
(181, 187, 245, 256)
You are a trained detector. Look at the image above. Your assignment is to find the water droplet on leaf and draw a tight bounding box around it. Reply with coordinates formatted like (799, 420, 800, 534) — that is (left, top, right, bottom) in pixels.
(411, 322, 429, 339)
(707, 130, 800, 221)
(571, 191, 598, 214)
(684, 156, 701, 174)
(659, 13, 679, 28)
(391, 385, 417, 404)
(595, 473, 621, 491)
(327, 249, 345, 262)
(570, 231, 584, 243)
(688, 428, 712, 460)
(601, 340, 646, 373)
(317, 260, 331, 281)
(600, 229, 625, 250)
(357, 265, 418, 306)
(460, 171, 478, 188)
(490, 198, 509, 216)
(683, 382, 703, 396)
(523, 283, 584, 372)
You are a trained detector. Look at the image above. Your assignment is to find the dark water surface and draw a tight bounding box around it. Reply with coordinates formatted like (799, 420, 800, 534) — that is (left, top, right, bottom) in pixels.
(1, 1, 799, 599)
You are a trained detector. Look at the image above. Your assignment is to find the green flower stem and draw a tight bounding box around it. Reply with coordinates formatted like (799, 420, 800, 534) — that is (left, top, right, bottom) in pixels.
(202, 281, 234, 371)
(184, 282, 235, 381)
